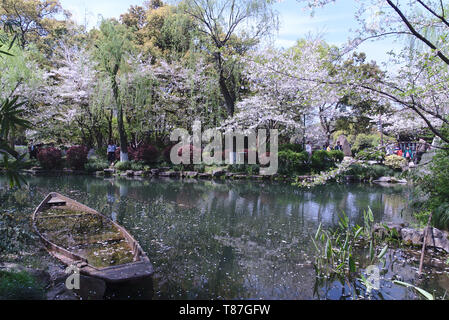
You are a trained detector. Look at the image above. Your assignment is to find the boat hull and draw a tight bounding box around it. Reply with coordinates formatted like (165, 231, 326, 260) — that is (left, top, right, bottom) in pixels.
(33, 192, 154, 284)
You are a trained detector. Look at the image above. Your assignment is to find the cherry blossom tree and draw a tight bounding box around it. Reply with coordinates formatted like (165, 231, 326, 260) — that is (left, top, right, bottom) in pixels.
(299, 0, 449, 143)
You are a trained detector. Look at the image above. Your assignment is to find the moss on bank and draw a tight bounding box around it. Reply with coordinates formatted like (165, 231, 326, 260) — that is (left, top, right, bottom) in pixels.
(0, 270, 45, 300)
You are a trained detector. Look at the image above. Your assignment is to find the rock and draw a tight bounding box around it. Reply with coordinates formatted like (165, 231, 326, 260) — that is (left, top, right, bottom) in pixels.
(198, 173, 212, 179)
(104, 169, 115, 176)
(125, 170, 134, 177)
(47, 282, 78, 300)
(134, 171, 144, 176)
(400, 227, 449, 253)
(424, 227, 449, 253)
(150, 169, 160, 176)
(159, 171, 180, 178)
(336, 135, 353, 157)
(374, 176, 407, 184)
(183, 171, 198, 178)
(212, 169, 226, 178)
(233, 175, 247, 180)
(401, 228, 423, 246)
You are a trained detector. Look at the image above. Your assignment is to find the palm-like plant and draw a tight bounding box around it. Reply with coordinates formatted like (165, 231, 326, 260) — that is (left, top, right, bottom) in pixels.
(0, 25, 31, 187)
(0, 96, 31, 187)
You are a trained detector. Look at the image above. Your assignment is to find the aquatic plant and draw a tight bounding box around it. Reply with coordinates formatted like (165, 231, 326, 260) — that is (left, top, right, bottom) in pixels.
(311, 208, 387, 278)
(393, 280, 434, 300)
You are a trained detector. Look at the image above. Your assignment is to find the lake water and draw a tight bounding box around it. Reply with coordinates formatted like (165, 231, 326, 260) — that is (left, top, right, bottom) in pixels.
(1, 175, 448, 300)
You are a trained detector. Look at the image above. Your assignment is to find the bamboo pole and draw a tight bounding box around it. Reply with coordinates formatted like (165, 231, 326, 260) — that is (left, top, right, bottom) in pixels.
(418, 212, 433, 275)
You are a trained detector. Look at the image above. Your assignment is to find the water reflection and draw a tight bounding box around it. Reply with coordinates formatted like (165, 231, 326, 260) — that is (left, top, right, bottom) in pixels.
(1, 175, 441, 300)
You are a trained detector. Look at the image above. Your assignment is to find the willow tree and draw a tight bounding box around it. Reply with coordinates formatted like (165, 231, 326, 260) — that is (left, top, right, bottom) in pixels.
(182, 0, 278, 117)
(94, 20, 134, 161)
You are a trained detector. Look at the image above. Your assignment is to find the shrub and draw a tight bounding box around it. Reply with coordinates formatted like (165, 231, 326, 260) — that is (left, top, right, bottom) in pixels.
(0, 270, 45, 300)
(130, 160, 145, 171)
(245, 164, 260, 175)
(193, 164, 206, 173)
(279, 143, 303, 153)
(85, 158, 109, 172)
(385, 155, 408, 170)
(356, 148, 386, 162)
(328, 150, 344, 163)
(278, 150, 308, 175)
(311, 150, 331, 172)
(352, 134, 380, 153)
(432, 204, 449, 230)
(66, 145, 88, 170)
(114, 161, 132, 171)
(37, 147, 62, 169)
(341, 163, 393, 181)
(133, 144, 159, 164)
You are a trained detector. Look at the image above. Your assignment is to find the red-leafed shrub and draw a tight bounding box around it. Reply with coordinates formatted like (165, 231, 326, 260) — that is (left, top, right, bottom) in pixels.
(37, 147, 62, 169)
(66, 146, 89, 170)
(133, 144, 159, 164)
(115, 147, 136, 161)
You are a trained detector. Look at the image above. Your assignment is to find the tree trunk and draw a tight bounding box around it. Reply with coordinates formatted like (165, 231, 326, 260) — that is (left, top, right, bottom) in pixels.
(111, 65, 128, 161)
(218, 72, 235, 117)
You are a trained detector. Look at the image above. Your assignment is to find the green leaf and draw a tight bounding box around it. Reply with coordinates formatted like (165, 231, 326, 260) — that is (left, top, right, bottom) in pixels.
(348, 254, 356, 273)
(315, 222, 322, 240)
(377, 245, 388, 260)
(393, 281, 434, 300)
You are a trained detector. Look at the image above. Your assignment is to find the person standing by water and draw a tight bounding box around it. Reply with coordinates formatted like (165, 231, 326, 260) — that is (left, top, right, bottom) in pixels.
(107, 142, 117, 165)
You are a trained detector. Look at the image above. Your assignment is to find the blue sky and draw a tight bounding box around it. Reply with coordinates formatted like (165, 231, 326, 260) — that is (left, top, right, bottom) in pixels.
(60, 0, 402, 65)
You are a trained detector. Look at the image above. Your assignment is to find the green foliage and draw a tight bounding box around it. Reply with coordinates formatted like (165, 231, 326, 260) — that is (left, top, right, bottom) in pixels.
(342, 163, 394, 181)
(0, 270, 45, 300)
(193, 164, 206, 173)
(356, 148, 386, 162)
(392, 281, 434, 300)
(432, 204, 449, 231)
(352, 134, 380, 153)
(328, 150, 344, 163)
(311, 150, 342, 172)
(227, 164, 247, 173)
(277, 150, 308, 175)
(312, 208, 387, 279)
(278, 143, 303, 153)
(85, 158, 110, 173)
(130, 160, 145, 171)
(385, 155, 407, 170)
(114, 161, 132, 171)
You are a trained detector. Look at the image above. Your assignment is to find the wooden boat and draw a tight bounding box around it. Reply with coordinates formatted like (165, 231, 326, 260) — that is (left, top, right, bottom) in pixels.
(32, 192, 153, 283)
